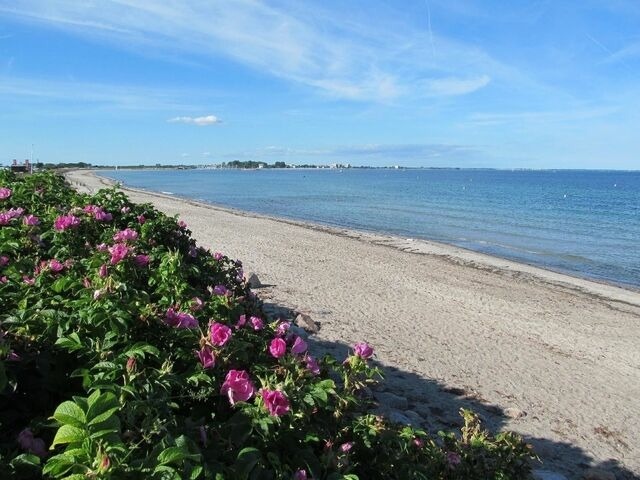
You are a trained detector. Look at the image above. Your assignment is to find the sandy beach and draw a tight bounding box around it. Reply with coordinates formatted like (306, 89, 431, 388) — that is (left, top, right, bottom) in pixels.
(66, 169, 640, 479)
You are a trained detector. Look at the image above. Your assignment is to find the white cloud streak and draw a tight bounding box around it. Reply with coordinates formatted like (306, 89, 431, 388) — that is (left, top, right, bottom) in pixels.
(0, 0, 498, 101)
(168, 115, 220, 126)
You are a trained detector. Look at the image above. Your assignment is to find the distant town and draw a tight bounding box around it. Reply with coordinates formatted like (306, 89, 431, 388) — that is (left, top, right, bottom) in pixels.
(3, 158, 413, 171)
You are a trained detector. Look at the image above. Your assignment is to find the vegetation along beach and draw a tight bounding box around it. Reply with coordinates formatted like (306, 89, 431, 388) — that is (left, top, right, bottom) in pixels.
(3, 1, 640, 479)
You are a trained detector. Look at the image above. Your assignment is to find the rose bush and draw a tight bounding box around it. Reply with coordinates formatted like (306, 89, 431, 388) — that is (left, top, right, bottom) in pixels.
(0, 171, 535, 479)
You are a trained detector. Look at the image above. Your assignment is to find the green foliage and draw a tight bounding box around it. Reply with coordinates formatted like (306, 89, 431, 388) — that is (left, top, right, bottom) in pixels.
(0, 171, 536, 479)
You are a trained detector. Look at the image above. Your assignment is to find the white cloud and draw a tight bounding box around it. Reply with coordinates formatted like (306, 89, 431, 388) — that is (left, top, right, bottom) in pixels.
(424, 75, 491, 96)
(0, 1, 501, 102)
(168, 115, 220, 126)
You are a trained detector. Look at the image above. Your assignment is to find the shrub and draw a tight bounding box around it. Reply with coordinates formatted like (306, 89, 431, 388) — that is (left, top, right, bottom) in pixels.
(0, 171, 535, 479)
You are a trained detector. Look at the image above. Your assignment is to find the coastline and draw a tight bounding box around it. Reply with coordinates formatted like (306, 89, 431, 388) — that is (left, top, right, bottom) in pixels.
(66, 169, 640, 478)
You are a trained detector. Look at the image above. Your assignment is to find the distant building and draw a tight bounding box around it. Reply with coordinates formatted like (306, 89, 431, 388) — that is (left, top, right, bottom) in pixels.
(11, 159, 31, 173)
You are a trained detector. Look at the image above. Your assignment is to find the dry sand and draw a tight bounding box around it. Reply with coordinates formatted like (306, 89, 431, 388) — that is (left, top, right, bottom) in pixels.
(66, 169, 640, 479)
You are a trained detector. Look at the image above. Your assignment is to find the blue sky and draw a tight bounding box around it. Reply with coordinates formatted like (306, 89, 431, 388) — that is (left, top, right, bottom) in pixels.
(1, 0, 639, 169)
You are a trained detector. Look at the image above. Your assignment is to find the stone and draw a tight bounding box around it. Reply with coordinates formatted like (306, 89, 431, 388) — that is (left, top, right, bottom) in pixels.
(374, 391, 409, 410)
(387, 410, 413, 425)
(245, 272, 262, 288)
(288, 324, 309, 339)
(295, 313, 320, 334)
(582, 468, 616, 480)
(532, 470, 568, 480)
(402, 410, 425, 426)
(504, 407, 527, 419)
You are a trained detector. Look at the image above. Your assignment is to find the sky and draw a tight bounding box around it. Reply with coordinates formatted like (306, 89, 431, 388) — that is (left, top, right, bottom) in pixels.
(0, 0, 639, 169)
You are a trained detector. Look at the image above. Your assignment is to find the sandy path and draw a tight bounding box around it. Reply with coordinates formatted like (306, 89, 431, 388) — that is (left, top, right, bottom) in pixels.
(66, 170, 640, 479)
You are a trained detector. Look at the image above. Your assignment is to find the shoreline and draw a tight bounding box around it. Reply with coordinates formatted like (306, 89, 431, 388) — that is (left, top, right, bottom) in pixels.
(74, 168, 640, 305)
(65, 169, 640, 478)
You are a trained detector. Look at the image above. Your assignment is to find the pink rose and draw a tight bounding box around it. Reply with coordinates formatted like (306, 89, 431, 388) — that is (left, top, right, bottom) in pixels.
(220, 369, 255, 405)
(0, 255, 8, 267)
(98, 264, 108, 278)
(292, 469, 307, 480)
(213, 252, 223, 261)
(275, 321, 290, 337)
(291, 336, 308, 355)
(137, 214, 146, 224)
(108, 243, 129, 264)
(54, 214, 80, 231)
(339, 441, 354, 453)
(353, 342, 374, 359)
(49, 259, 64, 273)
(269, 338, 287, 358)
(260, 388, 290, 416)
(113, 228, 138, 242)
(164, 308, 198, 329)
(446, 451, 461, 467)
(23, 215, 39, 226)
(121, 206, 130, 213)
(305, 355, 320, 375)
(0, 187, 11, 199)
(236, 314, 247, 328)
(250, 316, 264, 331)
(190, 297, 204, 311)
(17, 428, 47, 458)
(133, 254, 150, 267)
(23, 276, 35, 285)
(197, 346, 216, 369)
(210, 322, 232, 346)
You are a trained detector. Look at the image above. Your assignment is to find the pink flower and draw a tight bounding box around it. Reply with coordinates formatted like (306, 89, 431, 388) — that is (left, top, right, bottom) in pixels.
(93, 289, 104, 300)
(108, 243, 129, 264)
(0, 213, 10, 225)
(113, 228, 138, 242)
(164, 308, 198, 329)
(269, 338, 287, 358)
(275, 321, 291, 337)
(197, 346, 216, 369)
(353, 342, 374, 359)
(96, 243, 108, 252)
(94, 210, 112, 222)
(23, 215, 39, 226)
(413, 438, 424, 448)
(23, 276, 35, 285)
(213, 252, 223, 261)
(54, 214, 80, 231)
(291, 336, 308, 355)
(339, 442, 354, 453)
(0, 255, 8, 267)
(126, 357, 136, 373)
(82, 277, 91, 288)
(133, 254, 150, 267)
(250, 316, 264, 331)
(212, 284, 229, 296)
(292, 469, 307, 480)
(121, 206, 130, 213)
(0, 276, 7, 284)
(220, 370, 255, 405)
(190, 297, 204, 311)
(260, 388, 290, 416)
(49, 259, 64, 273)
(236, 314, 247, 328)
(446, 451, 461, 467)
(17, 428, 47, 458)
(304, 355, 320, 375)
(98, 264, 108, 277)
(7, 207, 24, 218)
(178, 220, 187, 229)
(210, 323, 232, 346)
(137, 214, 146, 224)
(0, 187, 11, 199)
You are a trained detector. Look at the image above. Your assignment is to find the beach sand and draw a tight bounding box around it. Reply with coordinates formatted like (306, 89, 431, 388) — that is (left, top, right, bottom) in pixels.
(66, 169, 640, 478)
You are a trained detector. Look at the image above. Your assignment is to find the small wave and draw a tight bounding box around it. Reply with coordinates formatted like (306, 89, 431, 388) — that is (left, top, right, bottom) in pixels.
(161, 191, 174, 195)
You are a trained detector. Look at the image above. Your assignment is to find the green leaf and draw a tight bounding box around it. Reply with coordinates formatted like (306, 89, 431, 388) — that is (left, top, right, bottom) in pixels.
(158, 446, 200, 466)
(0, 361, 6, 392)
(53, 401, 86, 428)
(235, 447, 261, 480)
(87, 406, 119, 426)
(51, 425, 85, 448)
(9, 453, 41, 468)
(43, 453, 76, 477)
(86, 391, 118, 423)
(189, 465, 204, 479)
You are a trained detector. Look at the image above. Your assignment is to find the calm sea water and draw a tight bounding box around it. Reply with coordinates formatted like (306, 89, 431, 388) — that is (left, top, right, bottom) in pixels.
(102, 168, 640, 288)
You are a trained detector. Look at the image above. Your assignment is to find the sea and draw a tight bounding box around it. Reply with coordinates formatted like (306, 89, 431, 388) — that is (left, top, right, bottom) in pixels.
(101, 168, 640, 289)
